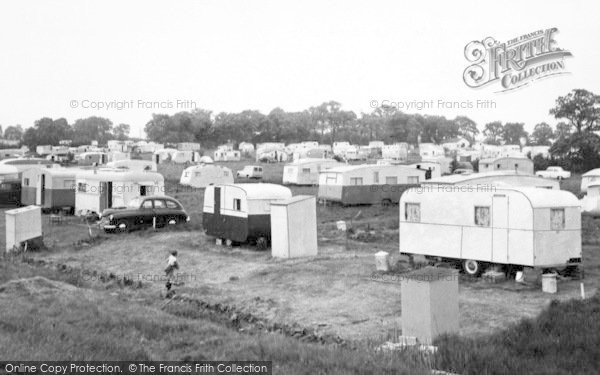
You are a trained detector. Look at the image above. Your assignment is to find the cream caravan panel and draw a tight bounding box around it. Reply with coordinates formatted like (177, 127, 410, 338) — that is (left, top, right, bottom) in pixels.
(399, 222, 461, 257)
(507, 230, 534, 266)
(460, 227, 492, 261)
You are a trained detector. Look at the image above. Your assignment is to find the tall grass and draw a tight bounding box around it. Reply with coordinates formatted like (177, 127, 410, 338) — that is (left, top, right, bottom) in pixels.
(434, 294, 600, 375)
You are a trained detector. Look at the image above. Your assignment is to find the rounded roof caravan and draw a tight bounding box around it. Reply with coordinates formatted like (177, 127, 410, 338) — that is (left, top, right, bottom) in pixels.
(179, 164, 234, 188)
(318, 164, 426, 205)
(0, 165, 20, 181)
(283, 158, 344, 185)
(203, 183, 292, 246)
(399, 186, 581, 274)
(106, 159, 157, 172)
(0, 158, 54, 173)
(74, 169, 165, 216)
(581, 168, 600, 193)
(424, 171, 560, 190)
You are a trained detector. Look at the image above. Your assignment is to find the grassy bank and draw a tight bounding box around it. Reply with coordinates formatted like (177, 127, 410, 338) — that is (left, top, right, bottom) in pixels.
(0, 258, 428, 374)
(434, 293, 600, 375)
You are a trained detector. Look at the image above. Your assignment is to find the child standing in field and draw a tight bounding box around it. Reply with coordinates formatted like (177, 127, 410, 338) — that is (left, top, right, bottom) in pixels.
(164, 250, 179, 292)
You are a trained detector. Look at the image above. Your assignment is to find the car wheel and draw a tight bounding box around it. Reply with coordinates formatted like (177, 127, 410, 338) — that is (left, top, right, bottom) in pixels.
(167, 217, 178, 225)
(116, 219, 129, 232)
(463, 259, 484, 276)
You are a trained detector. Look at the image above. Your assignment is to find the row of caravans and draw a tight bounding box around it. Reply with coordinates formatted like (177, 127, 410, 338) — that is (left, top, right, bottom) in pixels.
(16, 165, 164, 215)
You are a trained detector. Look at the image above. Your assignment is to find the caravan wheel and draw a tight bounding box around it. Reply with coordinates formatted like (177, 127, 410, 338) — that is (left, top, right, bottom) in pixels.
(256, 237, 268, 250)
(463, 259, 483, 276)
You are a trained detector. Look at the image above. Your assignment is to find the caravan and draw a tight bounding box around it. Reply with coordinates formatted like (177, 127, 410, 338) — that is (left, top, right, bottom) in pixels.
(283, 159, 343, 185)
(214, 149, 241, 162)
(74, 169, 164, 217)
(203, 183, 292, 247)
(106, 159, 157, 172)
(318, 164, 425, 205)
(21, 166, 80, 213)
(424, 171, 560, 190)
(179, 164, 234, 188)
(76, 152, 108, 166)
(479, 157, 534, 174)
(399, 186, 581, 275)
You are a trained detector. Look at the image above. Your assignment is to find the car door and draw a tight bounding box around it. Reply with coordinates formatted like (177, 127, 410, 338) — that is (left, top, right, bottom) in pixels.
(135, 199, 155, 228)
(152, 198, 169, 226)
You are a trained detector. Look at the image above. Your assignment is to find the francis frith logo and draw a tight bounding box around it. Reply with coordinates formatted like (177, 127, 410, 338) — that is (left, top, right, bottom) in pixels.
(463, 28, 572, 92)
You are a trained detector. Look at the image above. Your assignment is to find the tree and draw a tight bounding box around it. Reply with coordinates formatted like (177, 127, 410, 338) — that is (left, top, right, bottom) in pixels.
(113, 123, 131, 141)
(309, 101, 356, 144)
(549, 89, 600, 133)
(530, 122, 554, 145)
(502, 122, 528, 145)
(454, 116, 479, 145)
(0, 125, 3, 138)
(3, 125, 23, 141)
(483, 121, 503, 145)
(23, 117, 72, 148)
(72, 117, 113, 145)
(554, 121, 572, 139)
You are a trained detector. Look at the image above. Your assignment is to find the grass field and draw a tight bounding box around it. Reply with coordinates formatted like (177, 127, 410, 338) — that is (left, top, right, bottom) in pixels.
(2, 161, 600, 373)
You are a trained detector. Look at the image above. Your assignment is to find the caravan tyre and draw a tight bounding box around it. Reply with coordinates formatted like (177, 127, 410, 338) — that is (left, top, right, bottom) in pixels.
(256, 237, 268, 250)
(381, 199, 392, 207)
(463, 259, 483, 276)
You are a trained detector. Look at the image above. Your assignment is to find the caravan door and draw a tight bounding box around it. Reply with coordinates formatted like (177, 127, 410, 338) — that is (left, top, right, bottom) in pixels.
(492, 194, 509, 264)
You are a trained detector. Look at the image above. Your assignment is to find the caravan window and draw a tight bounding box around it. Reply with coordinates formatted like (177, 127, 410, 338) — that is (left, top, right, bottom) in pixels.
(233, 198, 241, 211)
(385, 176, 398, 185)
(407, 176, 419, 184)
(551, 208, 565, 230)
(154, 199, 166, 208)
(166, 200, 180, 209)
(405, 203, 420, 222)
(24, 178, 30, 186)
(302, 168, 311, 173)
(350, 177, 363, 185)
(77, 183, 87, 193)
(474, 206, 490, 227)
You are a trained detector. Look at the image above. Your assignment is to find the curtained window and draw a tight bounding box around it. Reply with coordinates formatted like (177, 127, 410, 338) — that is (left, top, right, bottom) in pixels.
(551, 208, 565, 230)
(405, 203, 420, 222)
(474, 206, 490, 227)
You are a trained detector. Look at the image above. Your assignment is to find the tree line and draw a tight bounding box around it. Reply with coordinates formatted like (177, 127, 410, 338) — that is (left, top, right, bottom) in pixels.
(1, 89, 598, 170)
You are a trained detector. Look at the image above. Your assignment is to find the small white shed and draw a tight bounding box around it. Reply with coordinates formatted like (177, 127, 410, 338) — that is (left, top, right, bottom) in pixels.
(179, 164, 234, 188)
(75, 169, 165, 216)
(5, 205, 42, 252)
(399, 186, 582, 274)
(270, 195, 318, 258)
(283, 159, 344, 185)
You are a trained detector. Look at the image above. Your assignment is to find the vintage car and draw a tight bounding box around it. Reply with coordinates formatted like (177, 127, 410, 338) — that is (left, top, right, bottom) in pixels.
(100, 195, 189, 232)
(236, 165, 263, 179)
(536, 166, 571, 180)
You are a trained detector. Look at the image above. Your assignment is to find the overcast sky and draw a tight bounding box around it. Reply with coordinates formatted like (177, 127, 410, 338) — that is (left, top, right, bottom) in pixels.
(0, 0, 598, 138)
